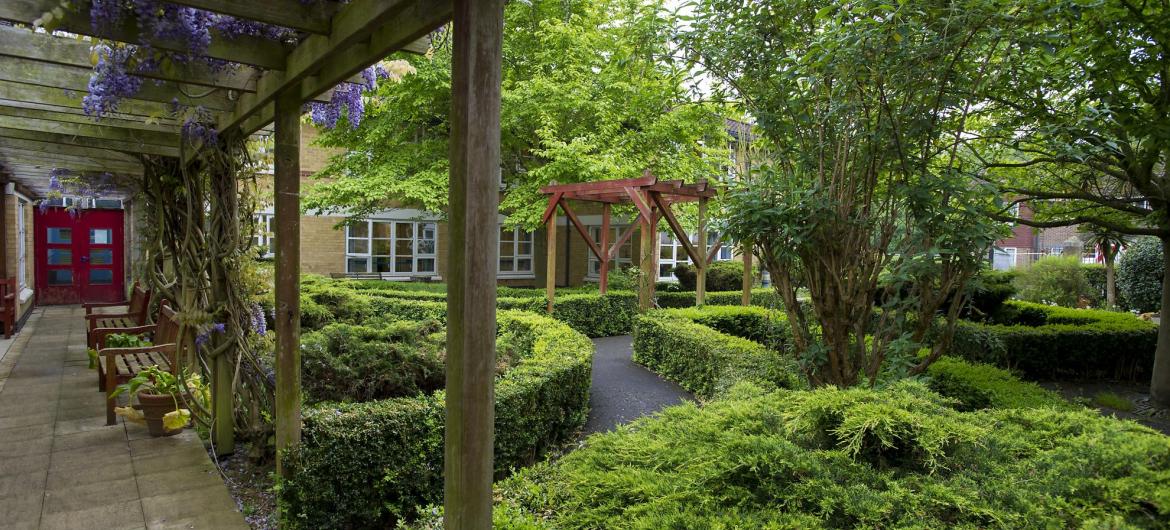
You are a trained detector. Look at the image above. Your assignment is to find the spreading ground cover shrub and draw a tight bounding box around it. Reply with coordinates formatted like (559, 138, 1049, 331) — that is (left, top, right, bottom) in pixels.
(1013, 255, 1096, 307)
(632, 311, 803, 398)
(495, 382, 1170, 529)
(925, 356, 1075, 411)
(1118, 237, 1164, 313)
(281, 311, 593, 528)
(656, 305, 789, 346)
(300, 320, 446, 403)
(950, 301, 1157, 380)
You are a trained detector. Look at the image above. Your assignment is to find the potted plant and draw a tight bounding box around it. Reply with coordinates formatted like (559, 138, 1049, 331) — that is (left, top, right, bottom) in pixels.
(109, 366, 191, 437)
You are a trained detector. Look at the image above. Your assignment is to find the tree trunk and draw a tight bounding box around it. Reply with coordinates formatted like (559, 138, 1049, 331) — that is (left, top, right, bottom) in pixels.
(1105, 254, 1117, 310)
(1150, 236, 1170, 408)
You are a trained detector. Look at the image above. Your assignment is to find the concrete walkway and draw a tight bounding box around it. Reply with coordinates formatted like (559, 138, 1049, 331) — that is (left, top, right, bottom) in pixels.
(583, 336, 692, 435)
(0, 306, 247, 530)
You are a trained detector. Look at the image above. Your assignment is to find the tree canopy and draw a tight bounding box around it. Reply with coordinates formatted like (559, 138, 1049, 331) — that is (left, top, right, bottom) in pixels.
(303, 0, 731, 228)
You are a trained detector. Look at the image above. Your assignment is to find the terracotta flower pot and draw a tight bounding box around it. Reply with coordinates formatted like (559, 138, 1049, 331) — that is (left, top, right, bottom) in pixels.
(137, 392, 182, 437)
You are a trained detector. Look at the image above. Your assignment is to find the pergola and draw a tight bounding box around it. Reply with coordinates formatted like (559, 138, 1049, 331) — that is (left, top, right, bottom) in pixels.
(540, 171, 751, 309)
(0, 1, 503, 526)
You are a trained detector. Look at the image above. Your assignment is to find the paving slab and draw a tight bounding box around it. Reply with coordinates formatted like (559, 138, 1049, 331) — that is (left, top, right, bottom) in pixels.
(0, 306, 248, 529)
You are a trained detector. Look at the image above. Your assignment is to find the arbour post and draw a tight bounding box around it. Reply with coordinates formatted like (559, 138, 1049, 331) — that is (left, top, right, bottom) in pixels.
(696, 195, 707, 307)
(600, 203, 611, 295)
(446, 0, 504, 527)
(742, 240, 753, 306)
(273, 89, 301, 478)
(639, 203, 656, 311)
(545, 205, 558, 313)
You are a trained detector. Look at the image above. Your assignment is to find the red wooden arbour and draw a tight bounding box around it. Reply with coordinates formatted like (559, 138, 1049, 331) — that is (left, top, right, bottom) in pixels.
(540, 171, 724, 310)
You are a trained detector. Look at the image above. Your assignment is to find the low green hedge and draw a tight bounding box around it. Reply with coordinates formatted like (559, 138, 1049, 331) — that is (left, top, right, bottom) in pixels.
(495, 381, 1170, 528)
(280, 311, 593, 528)
(925, 356, 1075, 411)
(950, 301, 1157, 380)
(632, 311, 804, 399)
(655, 305, 789, 346)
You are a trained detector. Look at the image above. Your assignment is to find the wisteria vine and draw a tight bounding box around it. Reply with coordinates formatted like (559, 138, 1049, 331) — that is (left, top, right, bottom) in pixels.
(40, 168, 117, 216)
(78, 0, 390, 141)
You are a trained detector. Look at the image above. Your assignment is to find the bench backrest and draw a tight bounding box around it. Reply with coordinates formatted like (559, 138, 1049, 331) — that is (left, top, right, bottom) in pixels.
(128, 283, 152, 324)
(152, 300, 182, 345)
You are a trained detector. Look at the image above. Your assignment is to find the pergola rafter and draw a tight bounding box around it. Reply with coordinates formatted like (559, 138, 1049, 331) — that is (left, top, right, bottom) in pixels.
(0, 1, 505, 526)
(540, 172, 728, 309)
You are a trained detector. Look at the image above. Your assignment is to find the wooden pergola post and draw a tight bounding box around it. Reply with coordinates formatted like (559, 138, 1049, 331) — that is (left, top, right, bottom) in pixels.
(639, 204, 656, 311)
(545, 201, 558, 313)
(273, 89, 301, 476)
(696, 195, 707, 307)
(742, 241, 753, 306)
(599, 203, 611, 295)
(446, 0, 504, 527)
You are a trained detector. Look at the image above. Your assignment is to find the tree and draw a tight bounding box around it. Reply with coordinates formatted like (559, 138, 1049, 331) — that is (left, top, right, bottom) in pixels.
(971, 0, 1170, 405)
(302, 0, 730, 228)
(1079, 225, 1128, 309)
(685, 0, 1007, 387)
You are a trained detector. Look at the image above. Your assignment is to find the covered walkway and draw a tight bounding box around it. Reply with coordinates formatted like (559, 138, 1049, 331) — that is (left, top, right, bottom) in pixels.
(0, 307, 246, 529)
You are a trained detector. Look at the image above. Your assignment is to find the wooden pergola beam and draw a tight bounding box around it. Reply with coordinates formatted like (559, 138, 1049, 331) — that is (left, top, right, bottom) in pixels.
(224, 0, 452, 135)
(0, 26, 259, 94)
(0, 105, 179, 134)
(0, 0, 290, 70)
(0, 114, 179, 148)
(0, 126, 179, 157)
(0, 80, 176, 119)
(0, 150, 144, 174)
(0, 137, 144, 165)
(166, 0, 342, 34)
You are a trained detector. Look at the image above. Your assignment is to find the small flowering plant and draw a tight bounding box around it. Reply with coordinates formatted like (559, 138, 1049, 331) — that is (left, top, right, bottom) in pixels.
(110, 366, 193, 432)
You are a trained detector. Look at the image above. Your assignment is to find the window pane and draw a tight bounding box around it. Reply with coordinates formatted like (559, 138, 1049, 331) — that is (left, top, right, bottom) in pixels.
(348, 222, 369, 238)
(347, 239, 369, 254)
(660, 245, 673, 260)
(500, 240, 513, 257)
(395, 257, 413, 273)
(48, 269, 72, 285)
(417, 240, 435, 255)
(420, 223, 436, 240)
(396, 223, 413, 239)
(499, 257, 514, 272)
(90, 229, 113, 245)
(660, 264, 672, 278)
(47, 228, 71, 244)
(47, 249, 71, 265)
(517, 258, 532, 272)
(417, 258, 435, 273)
(395, 239, 413, 257)
(372, 222, 392, 239)
(518, 240, 533, 256)
(372, 240, 392, 256)
(346, 258, 369, 273)
(374, 257, 393, 273)
(90, 249, 113, 265)
(89, 269, 113, 285)
(660, 232, 671, 244)
(500, 227, 514, 243)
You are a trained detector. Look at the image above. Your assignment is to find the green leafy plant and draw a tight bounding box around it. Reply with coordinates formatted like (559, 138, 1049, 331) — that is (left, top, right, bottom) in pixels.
(86, 332, 152, 369)
(109, 365, 183, 399)
(1013, 256, 1095, 308)
(1093, 391, 1134, 412)
(671, 260, 753, 292)
(1118, 237, 1163, 314)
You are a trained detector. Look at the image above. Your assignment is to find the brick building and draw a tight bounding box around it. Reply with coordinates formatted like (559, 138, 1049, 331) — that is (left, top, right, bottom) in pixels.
(258, 127, 737, 288)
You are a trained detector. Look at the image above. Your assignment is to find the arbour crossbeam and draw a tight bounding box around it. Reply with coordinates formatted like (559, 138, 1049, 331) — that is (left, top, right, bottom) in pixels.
(540, 171, 727, 310)
(0, 1, 506, 526)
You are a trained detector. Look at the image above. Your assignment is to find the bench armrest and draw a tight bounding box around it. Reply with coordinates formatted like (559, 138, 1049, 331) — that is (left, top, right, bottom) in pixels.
(85, 312, 136, 322)
(84, 301, 130, 310)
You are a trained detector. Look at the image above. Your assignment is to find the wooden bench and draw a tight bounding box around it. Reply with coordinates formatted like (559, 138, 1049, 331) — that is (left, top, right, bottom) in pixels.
(84, 283, 152, 350)
(0, 278, 17, 339)
(95, 301, 180, 425)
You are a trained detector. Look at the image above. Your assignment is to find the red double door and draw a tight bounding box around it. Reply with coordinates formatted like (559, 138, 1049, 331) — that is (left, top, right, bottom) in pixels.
(34, 207, 125, 305)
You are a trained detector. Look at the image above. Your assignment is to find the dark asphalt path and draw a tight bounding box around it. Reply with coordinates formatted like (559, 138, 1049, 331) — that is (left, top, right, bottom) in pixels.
(583, 335, 693, 435)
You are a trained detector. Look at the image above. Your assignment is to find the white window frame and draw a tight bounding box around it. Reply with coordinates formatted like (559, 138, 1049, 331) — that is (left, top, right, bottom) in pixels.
(16, 197, 27, 289)
(658, 231, 735, 281)
(253, 213, 275, 258)
(586, 225, 633, 279)
(498, 227, 535, 278)
(345, 219, 437, 276)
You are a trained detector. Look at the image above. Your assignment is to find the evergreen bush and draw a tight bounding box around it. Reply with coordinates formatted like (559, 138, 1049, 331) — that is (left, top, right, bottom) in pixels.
(1012, 256, 1095, 307)
(1118, 237, 1164, 313)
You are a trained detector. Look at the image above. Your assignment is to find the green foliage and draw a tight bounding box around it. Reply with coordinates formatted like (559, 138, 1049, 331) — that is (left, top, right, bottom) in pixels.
(925, 356, 1075, 412)
(1083, 263, 1111, 307)
(300, 320, 445, 404)
(950, 301, 1158, 380)
(497, 382, 1170, 529)
(1118, 237, 1164, 314)
(88, 332, 152, 369)
(304, 0, 729, 229)
(1013, 256, 1096, 307)
(109, 365, 182, 400)
(632, 311, 804, 399)
(1093, 392, 1135, 412)
(670, 260, 752, 292)
(968, 268, 1017, 318)
(280, 311, 593, 528)
(657, 305, 789, 347)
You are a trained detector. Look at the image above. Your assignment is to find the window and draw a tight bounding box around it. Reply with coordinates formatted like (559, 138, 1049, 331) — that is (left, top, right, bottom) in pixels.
(587, 225, 632, 278)
(499, 227, 534, 277)
(16, 199, 26, 289)
(992, 247, 1018, 271)
(658, 232, 698, 281)
(253, 214, 274, 257)
(345, 220, 437, 275)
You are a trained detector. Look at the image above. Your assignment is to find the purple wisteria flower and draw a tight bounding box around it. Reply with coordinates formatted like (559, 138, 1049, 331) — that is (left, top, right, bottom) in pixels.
(250, 303, 267, 336)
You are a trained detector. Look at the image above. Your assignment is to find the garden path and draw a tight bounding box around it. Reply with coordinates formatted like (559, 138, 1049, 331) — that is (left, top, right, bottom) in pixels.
(0, 306, 248, 529)
(583, 335, 692, 435)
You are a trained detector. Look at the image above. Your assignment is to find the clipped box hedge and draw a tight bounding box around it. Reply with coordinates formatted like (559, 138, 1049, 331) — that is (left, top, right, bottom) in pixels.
(951, 301, 1157, 380)
(279, 311, 593, 528)
(632, 309, 804, 399)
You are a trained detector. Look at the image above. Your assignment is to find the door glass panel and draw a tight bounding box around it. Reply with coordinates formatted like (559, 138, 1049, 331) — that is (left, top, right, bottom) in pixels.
(89, 269, 114, 285)
(47, 249, 72, 265)
(48, 269, 72, 285)
(90, 249, 113, 265)
(90, 229, 113, 245)
(47, 228, 71, 244)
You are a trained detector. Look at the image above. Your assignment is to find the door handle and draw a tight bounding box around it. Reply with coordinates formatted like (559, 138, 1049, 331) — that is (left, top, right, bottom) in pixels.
(81, 255, 89, 263)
